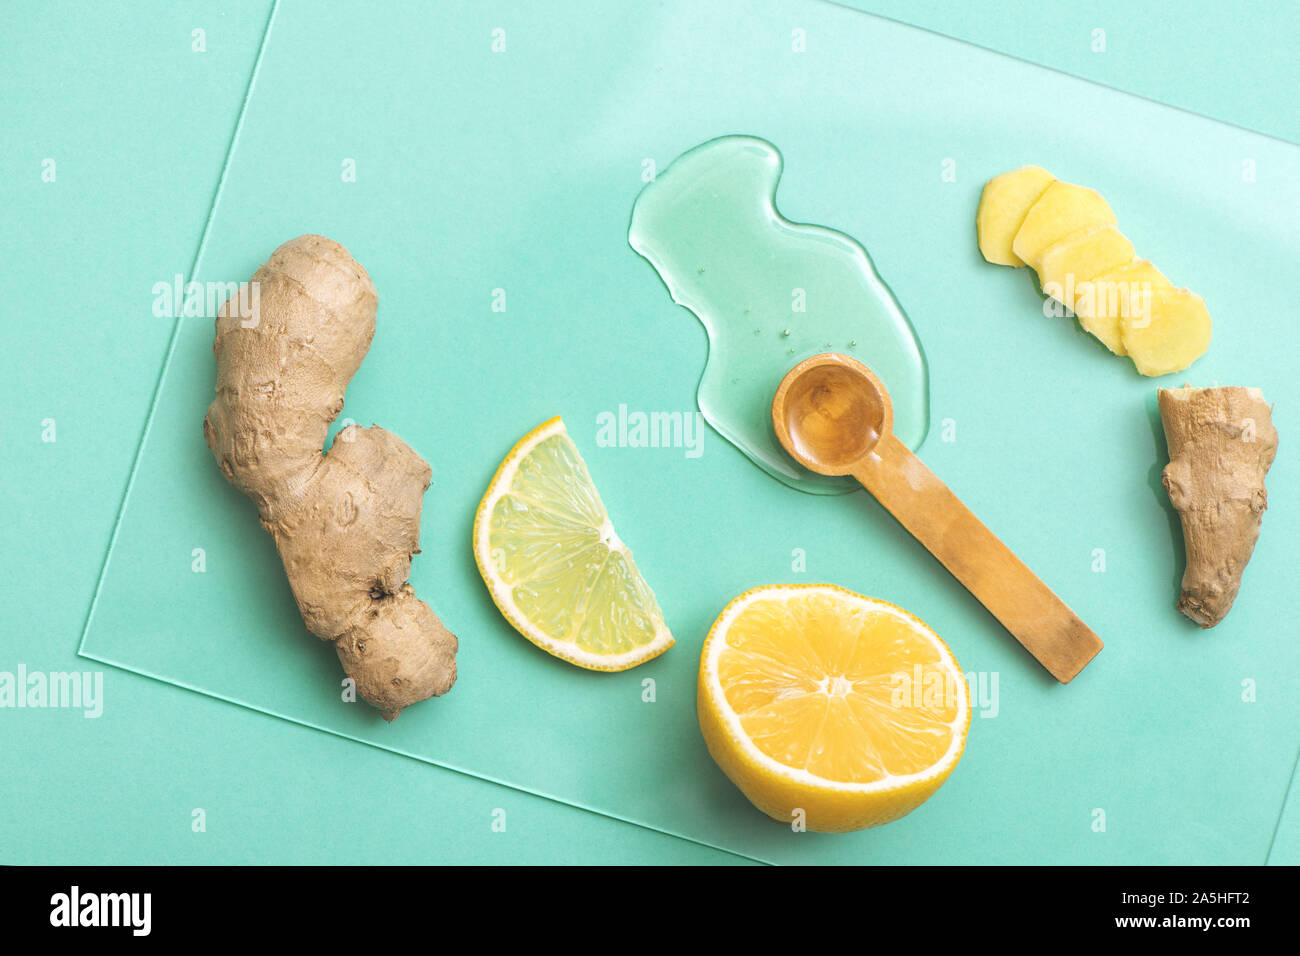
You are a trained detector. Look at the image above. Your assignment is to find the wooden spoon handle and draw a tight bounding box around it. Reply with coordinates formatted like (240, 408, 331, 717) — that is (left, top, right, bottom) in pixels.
(852, 435, 1102, 682)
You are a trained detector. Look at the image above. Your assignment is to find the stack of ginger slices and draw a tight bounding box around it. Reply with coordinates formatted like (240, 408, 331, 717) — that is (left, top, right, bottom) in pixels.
(977, 166, 1210, 376)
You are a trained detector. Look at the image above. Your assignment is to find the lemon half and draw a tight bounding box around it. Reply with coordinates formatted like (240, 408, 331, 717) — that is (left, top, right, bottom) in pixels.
(698, 583, 969, 832)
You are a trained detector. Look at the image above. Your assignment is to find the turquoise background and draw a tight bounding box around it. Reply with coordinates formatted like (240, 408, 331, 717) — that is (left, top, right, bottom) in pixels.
(3, 1, 1297, 864)
(835, 0, 1300, 145)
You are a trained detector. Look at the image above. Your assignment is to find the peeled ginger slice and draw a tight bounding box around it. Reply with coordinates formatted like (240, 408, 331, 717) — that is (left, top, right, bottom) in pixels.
(1076, 259, 1173, 355)
(977, 166, 1056, 267)
(1120, 288, 1212, 377)
(1012, 181, 1117, 269)
(1037, 225, 1136, 308)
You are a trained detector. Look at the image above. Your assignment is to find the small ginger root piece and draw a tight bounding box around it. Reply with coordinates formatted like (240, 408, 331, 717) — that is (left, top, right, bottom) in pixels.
(1158, 386, 1278, 627)
(976, 166, 1055, 266)
(203, 235, 457, 719)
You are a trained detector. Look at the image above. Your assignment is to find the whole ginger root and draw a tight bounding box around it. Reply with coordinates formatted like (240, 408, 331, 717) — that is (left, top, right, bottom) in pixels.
(1158, 386, 1278, 627)
(203, 235, 457, 719)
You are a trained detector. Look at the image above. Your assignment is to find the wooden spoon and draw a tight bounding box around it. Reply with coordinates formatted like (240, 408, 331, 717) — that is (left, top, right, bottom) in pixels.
(772, 352, 1102, 682)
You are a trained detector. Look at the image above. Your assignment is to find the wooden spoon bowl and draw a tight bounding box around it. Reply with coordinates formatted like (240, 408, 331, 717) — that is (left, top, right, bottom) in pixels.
(776, 355, 891, 473)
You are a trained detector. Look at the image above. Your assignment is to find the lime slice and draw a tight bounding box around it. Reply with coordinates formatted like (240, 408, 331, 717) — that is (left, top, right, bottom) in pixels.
(473, 417, 674, 670)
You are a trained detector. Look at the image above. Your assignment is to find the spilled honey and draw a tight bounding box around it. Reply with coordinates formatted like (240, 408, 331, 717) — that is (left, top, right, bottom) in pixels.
(629, 135, 927, 494)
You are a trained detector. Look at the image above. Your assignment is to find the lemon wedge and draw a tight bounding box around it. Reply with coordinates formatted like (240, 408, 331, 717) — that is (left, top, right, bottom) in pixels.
(474, 417, 674, 670)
